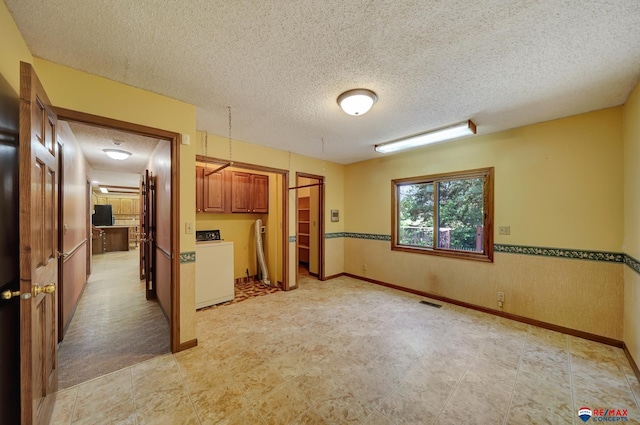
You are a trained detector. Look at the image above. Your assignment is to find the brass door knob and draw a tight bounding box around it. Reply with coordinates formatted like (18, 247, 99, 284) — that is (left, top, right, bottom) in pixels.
(1, 290, 20, 300)
(32, 284, 56, 296)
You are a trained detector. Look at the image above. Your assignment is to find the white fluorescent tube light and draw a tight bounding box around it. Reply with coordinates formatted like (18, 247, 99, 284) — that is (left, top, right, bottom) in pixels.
(374, 120, 477, 154)
(99, 187, 109, 193)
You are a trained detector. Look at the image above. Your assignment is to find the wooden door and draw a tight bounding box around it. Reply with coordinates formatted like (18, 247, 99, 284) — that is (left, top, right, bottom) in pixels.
(139, 172, 147, 280)
(203, 169, 226, 213)
(231, 171, 251, 212)
(19, 62, 59, 425)
(251, 174, 269, 213)
(145, 172, 156, 300)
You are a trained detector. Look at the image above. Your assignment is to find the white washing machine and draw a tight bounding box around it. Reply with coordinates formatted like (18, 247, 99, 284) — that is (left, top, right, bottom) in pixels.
(195, 241, 234, 309)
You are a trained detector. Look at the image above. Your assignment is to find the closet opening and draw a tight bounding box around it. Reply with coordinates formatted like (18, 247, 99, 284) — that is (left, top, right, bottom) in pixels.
(295, 172, 325, 281)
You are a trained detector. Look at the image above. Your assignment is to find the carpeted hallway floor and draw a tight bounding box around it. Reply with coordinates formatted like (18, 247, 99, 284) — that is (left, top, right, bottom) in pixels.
(57, 249, 170, 389)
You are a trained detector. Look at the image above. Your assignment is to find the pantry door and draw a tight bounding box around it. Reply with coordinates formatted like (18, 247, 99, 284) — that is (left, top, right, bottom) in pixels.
(19, 61, 59, 425)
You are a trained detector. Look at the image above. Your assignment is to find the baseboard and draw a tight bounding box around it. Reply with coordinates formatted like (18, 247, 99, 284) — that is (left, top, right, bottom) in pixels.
(344, 273, 624, 348)
(177, 338, 198, 352)
(61, 276, 90, 341)
(325, 272, 345, 280)
(623, 343, 640, 383)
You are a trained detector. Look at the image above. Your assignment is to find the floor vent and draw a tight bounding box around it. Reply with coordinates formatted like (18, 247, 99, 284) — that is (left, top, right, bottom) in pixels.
(419, 300, 442, 308)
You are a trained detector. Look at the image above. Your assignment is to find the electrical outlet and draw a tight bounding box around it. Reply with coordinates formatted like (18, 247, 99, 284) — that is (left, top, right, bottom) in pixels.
(363, 264, 368, 271)
(497, 292, 505, 302)
(498, 226, 511, 235)
(185, 222, 193, 234)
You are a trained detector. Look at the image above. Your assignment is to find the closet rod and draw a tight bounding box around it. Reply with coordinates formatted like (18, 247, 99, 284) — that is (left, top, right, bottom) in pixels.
(204, 162, 233, 176)
(288, 182, 323, 191)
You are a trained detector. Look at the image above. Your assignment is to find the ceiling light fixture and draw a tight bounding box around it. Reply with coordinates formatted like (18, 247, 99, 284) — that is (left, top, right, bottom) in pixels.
(103, 148, 132, 160)
(374, 120, 477, 154)
(337, 89, 378, 116)
(99, 187, 109, 194)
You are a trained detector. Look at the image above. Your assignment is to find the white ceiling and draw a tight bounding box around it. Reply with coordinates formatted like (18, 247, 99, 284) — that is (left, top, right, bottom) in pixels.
(63, 121, 159, 187)
(6, 1, 640, 164)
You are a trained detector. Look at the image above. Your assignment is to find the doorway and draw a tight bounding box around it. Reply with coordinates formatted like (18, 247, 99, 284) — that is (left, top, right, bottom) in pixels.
(53, 109, 180, 388)
(196, 155, 290, 290)
(296, 173, 325, 281)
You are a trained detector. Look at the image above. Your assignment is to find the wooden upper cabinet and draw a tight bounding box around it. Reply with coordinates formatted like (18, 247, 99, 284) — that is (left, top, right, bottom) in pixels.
(231, 171, 252, 213)
(196, 166, 204, 213)
(251, 174, 269, 213)
(110, 198, 122, 215)
(120, 198, 133, 214)
(133, 199, 140, 215)
(196, 167, 269, 214)
(203, 169, 227, 213)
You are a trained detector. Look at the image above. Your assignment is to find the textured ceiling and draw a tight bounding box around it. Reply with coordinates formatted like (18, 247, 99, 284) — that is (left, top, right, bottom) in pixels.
(7, 1, 640, 164)
(64, 121, 159, 187)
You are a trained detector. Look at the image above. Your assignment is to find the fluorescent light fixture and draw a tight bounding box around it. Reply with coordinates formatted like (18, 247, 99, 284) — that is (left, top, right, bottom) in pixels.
(103, 148, 131, 160)
(337, 89, 378, 116)
(374, 120, 476, 154)
(99, 187, 109, 193)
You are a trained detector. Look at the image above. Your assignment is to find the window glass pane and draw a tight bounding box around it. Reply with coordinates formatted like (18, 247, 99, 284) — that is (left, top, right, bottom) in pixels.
(398, 183, 433, 247)
(437, 177, 484, 252)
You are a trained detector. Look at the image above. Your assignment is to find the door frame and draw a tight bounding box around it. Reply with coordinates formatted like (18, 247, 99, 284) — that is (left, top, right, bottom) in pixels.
(195, 155, 290, 290)
(295, 172, 325, 281)
(54, 107, 183, 352)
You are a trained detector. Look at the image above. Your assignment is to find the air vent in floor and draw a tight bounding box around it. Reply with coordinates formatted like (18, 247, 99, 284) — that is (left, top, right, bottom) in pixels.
(419, 300, 442, 308)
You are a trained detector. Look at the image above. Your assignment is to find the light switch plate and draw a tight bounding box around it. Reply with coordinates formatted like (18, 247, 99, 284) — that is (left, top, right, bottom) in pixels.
(498, 226, 510, 235)
(185, 222, 194, 234)
(182, 134, 190, 145)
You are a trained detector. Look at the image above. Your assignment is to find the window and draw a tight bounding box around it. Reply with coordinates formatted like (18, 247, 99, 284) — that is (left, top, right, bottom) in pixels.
(392, 167, 494, 262)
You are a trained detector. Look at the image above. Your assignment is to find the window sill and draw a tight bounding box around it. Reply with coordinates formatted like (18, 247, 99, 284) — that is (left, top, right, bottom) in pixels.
(391, 244, 493, 263)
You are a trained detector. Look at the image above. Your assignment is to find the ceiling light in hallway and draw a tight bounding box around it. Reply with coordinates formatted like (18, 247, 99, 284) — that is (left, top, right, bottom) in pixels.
(103, 149, 132, 160)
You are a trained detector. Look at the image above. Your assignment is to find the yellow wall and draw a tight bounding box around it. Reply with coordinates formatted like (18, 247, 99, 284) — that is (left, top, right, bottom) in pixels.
(623, 82, 640, 363)
(346, 108, 623, 250)
(0, 1, 32, 95)
(344, 108, 625, 339)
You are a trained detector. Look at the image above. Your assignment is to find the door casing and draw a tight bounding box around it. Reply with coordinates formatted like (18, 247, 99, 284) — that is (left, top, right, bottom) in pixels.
(54, 107, 184, 352)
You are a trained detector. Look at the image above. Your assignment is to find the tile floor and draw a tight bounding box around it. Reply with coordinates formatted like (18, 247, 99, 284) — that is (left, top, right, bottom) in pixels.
(57, 249, 170, 388)
(50, 275, 640, 424)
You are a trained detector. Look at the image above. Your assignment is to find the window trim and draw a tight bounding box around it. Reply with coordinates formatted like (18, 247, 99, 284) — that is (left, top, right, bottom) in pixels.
(391, 167, 494, 262)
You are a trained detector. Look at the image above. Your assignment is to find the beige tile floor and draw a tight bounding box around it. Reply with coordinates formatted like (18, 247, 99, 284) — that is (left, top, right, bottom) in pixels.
(50, 275, 640, 424)
(57, 249, 170, 389)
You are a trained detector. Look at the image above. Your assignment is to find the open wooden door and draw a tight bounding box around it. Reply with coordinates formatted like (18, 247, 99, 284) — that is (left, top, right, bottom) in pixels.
(19, 62, 59, 425)
(140, 170, 156, 300)
(139, 172, 147, 280)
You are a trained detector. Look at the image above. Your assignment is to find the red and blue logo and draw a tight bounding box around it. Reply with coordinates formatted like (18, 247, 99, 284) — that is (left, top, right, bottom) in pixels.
(578, 407, 629, 422)
(578, 407, 593, 422)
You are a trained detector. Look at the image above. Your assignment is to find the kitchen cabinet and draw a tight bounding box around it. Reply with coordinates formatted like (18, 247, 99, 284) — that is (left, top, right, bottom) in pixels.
(204, 169, 227, 213)
(251, 174, 269, 213)
(231, 171, 269, 213)
(120, 198, 133, 214)
(231, 171, 251, 212)
(196, 166, 204, 213)
(133, 199, 140, 215)
(110, 198, 121, 214)
(196, 166, 230, 213)
(196, 167, 268, 214)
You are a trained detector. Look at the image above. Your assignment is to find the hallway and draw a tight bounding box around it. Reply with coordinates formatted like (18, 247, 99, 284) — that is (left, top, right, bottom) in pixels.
(57, 249, 170, 389)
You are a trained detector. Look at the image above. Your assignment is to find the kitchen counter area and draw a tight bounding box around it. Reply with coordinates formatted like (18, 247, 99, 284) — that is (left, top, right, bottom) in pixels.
(94, 225, 139, 253)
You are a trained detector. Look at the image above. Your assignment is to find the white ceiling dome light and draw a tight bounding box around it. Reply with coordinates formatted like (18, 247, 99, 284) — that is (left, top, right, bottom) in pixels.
(103, 148, 132, 160)
(337, 89, 378, 116)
